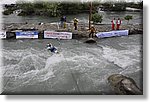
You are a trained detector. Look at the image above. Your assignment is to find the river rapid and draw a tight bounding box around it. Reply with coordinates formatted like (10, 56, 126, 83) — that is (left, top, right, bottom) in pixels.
(0, 34, 142, 94)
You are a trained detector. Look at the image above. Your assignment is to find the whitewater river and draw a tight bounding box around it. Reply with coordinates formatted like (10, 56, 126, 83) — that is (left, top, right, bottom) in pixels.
(0, 34, 142, 94)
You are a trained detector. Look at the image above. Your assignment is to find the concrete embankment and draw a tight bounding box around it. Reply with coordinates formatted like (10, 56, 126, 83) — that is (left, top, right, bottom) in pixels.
(2, 22, 143, 39)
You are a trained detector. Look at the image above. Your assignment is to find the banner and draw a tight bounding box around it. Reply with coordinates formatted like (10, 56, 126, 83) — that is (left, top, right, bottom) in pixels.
(96, 30, 128, 38)
(16, 31, 38, 39)
(44, 31, 72, 39)
(0, 31, 6, 39)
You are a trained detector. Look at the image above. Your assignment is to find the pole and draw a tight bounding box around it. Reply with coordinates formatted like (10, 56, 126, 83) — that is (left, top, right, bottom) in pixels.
(89, 2, 92, 29)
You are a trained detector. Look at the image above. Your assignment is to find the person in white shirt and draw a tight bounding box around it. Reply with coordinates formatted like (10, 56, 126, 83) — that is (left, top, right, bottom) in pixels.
(111, 18, 116, 30)
(116, 18, 122, 30)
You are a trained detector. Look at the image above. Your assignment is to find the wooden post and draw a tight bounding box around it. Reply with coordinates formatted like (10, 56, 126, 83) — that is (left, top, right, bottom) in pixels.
(89, 2, 92, 29)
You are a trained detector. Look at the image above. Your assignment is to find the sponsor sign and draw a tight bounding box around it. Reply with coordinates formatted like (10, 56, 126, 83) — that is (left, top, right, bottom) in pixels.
(44, 31, 72, 39)
(0, 31, 6, 39)
(16, 31, 38, 39)
(96, 30, 128, 38)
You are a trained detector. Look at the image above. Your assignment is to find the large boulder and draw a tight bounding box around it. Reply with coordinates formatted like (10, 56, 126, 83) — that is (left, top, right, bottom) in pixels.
(129, 29, 143, 35)
(85, 38, 96, 43)
(108, 74, 142, 95)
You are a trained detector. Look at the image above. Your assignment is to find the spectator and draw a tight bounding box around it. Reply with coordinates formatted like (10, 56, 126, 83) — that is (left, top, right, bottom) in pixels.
(73, 18, 78, 30)
(89, 25, 96, 38)
(60, 16, 64, 28)
(111, 18, 116, 30)
(116, 18, 122, 30)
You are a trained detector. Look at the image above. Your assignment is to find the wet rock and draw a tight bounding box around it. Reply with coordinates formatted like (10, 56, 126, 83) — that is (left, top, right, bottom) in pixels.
(107, 74, 142, 95)
(129, 29, 143, 35)
(6, 31, 16, 39)
(85, 38, 96, 43)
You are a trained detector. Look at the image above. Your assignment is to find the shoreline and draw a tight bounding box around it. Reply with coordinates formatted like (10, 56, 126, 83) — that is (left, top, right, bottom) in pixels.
(2, 22, 143, 39)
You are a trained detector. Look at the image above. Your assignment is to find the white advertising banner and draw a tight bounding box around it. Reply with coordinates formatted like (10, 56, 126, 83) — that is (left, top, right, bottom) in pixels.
(44, 31, 72, 39)
(0, 31, 6, 39)
(16, 31, 38, 39)
(96, 30, 128, 38)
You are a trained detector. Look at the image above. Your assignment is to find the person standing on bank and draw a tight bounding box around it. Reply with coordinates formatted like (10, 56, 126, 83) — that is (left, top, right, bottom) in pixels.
(89, 25, 96, 38)
(63, 16, 67, 29)
(60, 16, 64, 28)
(116, 18, 122, 30)
(111, 18, 116, 30)
(73, 18, 78, 30)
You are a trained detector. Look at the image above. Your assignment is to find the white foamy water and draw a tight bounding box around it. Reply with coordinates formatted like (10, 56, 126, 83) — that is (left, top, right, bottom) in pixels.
(1, 48, 54, 91)
(102, 44, 141, 69)
(0, 35, 142, 94)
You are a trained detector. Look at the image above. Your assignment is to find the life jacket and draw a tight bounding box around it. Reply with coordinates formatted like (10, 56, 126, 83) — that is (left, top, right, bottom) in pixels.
(117, 20, 121, 24)
(74, 19, 78, 24)
(47, 46, 57, 52)
(90, 27, 95, 33)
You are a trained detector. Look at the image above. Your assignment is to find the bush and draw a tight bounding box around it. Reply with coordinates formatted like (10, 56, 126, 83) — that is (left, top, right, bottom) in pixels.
(92, 13, 103, 24)
(2, 9, 13, 15)
(124, 15, 133, 24)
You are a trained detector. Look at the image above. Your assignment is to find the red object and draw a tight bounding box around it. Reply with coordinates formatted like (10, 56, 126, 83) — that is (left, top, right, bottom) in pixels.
(111, 20, 115, 30)
(116, 19, 121, 30)
(112, 24, 115, 30)
(116, 24, 120, 30)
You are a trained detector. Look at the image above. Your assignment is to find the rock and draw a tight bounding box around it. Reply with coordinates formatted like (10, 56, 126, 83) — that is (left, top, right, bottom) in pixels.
(6, 31, 16, 39)
(85, 38, 96, 43)
(129, 29, 143, 35)
(107, 74, 142, 95)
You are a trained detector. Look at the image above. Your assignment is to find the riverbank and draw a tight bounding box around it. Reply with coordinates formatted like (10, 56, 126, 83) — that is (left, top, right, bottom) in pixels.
(2, 22, 143, 39)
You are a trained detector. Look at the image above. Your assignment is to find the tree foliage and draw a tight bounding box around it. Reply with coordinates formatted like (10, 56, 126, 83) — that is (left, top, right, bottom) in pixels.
(16, 2, 90, 16)
(92, 13, 103, 24)
(2, 4, 18, 15)
(124, 15, 133, 24)
(126, 1, 143, 9)
(57, 3, 89, 15)
(3, 2, 97, 17)
(3, 9, 13, 15)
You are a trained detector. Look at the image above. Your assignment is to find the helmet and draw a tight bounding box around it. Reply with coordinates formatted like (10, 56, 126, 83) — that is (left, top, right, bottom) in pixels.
(91, 25, 94, 27)
(47, 43, 52, 46)
(47, 43, 50, 46)
(74, 18, 77, 20)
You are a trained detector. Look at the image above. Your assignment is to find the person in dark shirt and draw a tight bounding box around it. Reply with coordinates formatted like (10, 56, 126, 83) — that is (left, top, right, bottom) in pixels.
(89, 25, 96, 38)
(60, 16, 64, 28)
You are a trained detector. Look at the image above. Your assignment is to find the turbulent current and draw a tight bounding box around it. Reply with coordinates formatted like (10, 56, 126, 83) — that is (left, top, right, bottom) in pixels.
(0, 34, 142, 94)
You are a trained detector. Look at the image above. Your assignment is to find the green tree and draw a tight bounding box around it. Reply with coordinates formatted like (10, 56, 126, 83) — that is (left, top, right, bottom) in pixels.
(92, 13, 103, 24)
(5, 2, 101, 17)
(43, 2, 59, 17)
(2, 9, 13, 15)
(18, 3, 35, 16)
(124, 15, 133, 24)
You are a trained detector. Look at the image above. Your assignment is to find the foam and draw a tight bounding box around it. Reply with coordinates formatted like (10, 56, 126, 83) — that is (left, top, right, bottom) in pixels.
(102, 45, 141, 69)
(1, 39, 142, 92)
(2, 48, 55, 90)
(44, 53, 64, 69)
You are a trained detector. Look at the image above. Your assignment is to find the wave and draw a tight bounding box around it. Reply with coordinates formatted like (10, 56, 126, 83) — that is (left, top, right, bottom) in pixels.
(2, 48, 55, 90)
(1, 39, 142, 93)
(102, 45, 141, 69)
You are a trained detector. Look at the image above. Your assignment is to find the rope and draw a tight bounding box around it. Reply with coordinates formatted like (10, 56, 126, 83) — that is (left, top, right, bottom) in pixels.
(56, 39, 81, 94)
